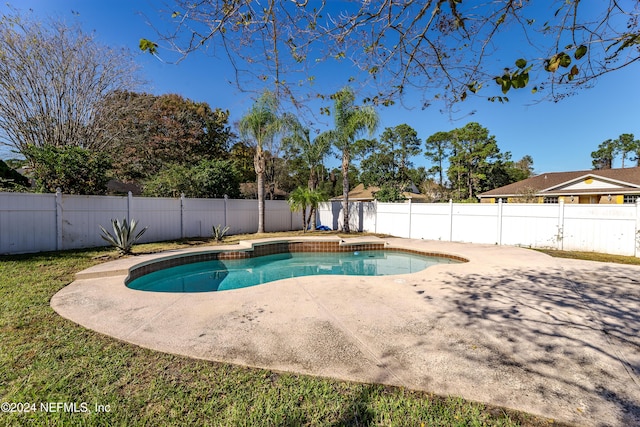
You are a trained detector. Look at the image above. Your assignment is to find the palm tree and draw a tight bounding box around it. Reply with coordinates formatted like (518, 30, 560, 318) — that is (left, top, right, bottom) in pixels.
(282, 115, 331, 191)
(321, 87, 378, 232)
(288, 187, 327, 232)
(238, 91, 282, 233)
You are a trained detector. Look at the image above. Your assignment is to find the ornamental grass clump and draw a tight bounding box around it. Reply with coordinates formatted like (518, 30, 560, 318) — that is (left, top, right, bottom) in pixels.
(99, 218, 148, 255)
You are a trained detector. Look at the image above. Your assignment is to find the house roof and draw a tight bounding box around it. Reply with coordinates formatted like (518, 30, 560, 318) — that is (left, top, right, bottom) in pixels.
(331, 183, 431, 202)
(479, 167, 640, 198)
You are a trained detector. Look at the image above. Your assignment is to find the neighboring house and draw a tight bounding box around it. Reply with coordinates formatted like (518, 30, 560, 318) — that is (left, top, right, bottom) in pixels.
(331, 183, 431, 202)
(479, 166, 640, 204)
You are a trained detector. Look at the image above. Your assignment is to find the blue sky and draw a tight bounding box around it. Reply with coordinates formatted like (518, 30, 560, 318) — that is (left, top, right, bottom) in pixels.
(2, 0, 639, 175)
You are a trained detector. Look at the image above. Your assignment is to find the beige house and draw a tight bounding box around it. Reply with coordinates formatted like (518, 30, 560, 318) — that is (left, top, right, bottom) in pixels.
(479, 167, 640, 204)
(331, 183, 431, 202)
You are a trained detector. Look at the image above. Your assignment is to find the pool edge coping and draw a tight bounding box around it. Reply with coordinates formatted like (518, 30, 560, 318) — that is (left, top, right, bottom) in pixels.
(74, 236, 469, 281)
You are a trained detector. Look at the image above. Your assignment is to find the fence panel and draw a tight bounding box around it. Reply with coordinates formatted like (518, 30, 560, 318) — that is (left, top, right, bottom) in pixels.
(376, 203, 411, 237)
(317, 202, 340, 231)
(0, 193, 57, 254)
(225, 199, 258, 234)
(409, 203, 452, 240)
(562, 204, 637, 255)
(3, 192, 640, 256)
(62, 194, 129, 249)
(451, 204, 500, 244)
(130, 196, 182, 243)
(182, 198, 226, 238)
(501, 204, 561, 249)
(265, 200, 294, 232)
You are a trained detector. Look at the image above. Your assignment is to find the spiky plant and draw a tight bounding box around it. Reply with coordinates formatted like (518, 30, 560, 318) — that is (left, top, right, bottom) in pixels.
(99, 218, 148, 255)
(212, 224, 230, 243)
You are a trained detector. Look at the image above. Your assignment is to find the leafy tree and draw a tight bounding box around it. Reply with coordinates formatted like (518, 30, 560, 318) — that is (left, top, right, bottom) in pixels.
(192, 159, 241, 199)
(143, 159, 240, 198)
(282, 118, 332, 191)
(615, 133, 639, 168)
(591, 139, 616, 170)
(373, 186, 406, 203)
(425, 131, 453, 187)
(142, 164, 192, 198)
(263, 152, 290, 200)
(380, 124, 422, 183)
(229, 141, 257, 183)
(0, 159, 29, 190)
(484, 153, 535, 192)
(143, 2, 638, 108)
(23, 145, 111, 195)
(238, 91, 285, 233)
(100, 91, 233, 181)
(0, 10, 139, 156)
(447, 123, 500, 201)
(320, 88, 378, 232)
(360, 124, 422, 201)
(514, 155, 535, 178)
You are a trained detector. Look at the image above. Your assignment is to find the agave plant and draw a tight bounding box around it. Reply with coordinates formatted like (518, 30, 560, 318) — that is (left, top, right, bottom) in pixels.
(212, 224, 230, 243)
(99, 218, 148, 255)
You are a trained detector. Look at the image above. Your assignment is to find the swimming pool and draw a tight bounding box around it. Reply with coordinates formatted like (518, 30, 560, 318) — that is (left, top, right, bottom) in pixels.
(127, 250, 461, 293)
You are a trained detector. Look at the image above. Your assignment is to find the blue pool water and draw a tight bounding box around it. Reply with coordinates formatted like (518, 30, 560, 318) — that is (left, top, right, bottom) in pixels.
(127, 250, 459, 293)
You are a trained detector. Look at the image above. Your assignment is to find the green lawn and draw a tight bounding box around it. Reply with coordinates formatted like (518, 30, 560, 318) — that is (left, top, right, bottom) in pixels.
(0, 236, 563, 426)
(535, 248, 640, 265)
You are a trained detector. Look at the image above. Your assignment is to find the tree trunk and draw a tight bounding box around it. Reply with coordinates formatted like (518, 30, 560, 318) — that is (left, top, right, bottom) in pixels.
(341, 149, 350, 233)
(310, 206, 317, 231)
(255, 146, 266, 233)
(302, 205, 308, 233)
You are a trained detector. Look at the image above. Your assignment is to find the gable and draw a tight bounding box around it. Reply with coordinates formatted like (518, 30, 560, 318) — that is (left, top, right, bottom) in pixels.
(548, 176, 638, 192)
(479, 167, 640, 198)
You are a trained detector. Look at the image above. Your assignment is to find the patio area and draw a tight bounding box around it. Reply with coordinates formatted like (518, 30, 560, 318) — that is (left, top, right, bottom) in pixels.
(51, 237, 640, 426)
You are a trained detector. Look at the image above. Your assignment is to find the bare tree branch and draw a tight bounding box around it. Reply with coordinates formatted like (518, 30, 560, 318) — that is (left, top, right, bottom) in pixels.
(0, 9, 141, 155)
(142, 0, 640, 109)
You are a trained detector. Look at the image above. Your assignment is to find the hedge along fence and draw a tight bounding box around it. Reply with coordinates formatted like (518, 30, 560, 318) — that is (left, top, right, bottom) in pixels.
(0, 191, 303, 254)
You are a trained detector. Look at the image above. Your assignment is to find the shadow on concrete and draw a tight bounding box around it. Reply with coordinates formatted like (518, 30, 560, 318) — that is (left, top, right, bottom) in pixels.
(419, 262, 640, 426)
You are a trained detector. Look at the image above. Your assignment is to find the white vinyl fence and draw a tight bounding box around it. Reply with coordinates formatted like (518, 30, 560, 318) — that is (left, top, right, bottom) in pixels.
(3, 192, 640, 256)
(317, 199, 640, 257)
(0, 191, 303, 254)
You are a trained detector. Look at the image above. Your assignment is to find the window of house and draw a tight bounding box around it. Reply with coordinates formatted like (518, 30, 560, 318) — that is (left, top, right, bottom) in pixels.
(543, 196, 559, 204)
(623, 195, 638, 204)
(494, 198, 507, 203)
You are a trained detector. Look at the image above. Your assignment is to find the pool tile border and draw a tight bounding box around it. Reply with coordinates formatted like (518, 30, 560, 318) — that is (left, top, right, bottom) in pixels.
(125, 240, 468, 285)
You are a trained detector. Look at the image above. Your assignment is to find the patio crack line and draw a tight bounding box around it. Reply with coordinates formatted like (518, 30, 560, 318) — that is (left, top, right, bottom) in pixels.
(298, 283, 405, 385)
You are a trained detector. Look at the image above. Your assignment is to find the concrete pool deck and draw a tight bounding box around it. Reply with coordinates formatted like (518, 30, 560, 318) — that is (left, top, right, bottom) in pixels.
(51, 237, 640, 426)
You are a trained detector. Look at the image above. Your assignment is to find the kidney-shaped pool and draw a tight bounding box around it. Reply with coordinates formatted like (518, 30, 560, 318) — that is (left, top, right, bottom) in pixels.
(127, 250, 462, 293)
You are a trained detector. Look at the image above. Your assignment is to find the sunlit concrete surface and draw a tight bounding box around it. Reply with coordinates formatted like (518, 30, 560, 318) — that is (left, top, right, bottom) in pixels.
(51, 237, 640, 426)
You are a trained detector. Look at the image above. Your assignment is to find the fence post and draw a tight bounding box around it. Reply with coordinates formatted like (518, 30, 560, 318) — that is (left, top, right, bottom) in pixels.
(180, 193, 186, 239)
(448, 199, 454, 241)
(374, 200, 378, 234)
(224, 195, 228, 231)
(635, 198, 640, 257)
(557, 199, 565, 250)
(497, 198, 503, 245)
(55, 188, 63, 250)
(407, 198, 413, 238)
(127, 191, 133, 222)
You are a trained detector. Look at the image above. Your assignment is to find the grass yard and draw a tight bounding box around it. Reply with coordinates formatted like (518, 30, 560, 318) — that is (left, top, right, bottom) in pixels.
(535, 248, 640, 265)
(0, 234, 565, 426)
